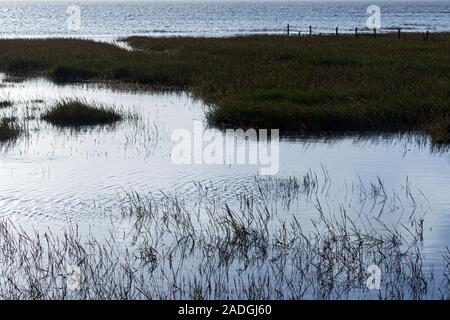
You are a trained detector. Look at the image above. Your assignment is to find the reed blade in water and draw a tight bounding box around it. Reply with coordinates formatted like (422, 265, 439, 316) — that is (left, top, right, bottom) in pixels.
(0, 173, 447, 300)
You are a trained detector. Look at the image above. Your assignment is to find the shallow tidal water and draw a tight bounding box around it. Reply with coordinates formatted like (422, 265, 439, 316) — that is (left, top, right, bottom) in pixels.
(0, 75, 449, 297)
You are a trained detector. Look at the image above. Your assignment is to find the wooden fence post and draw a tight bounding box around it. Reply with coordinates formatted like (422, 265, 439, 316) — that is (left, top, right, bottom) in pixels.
(426, 31, 429, 40)
(336, 27, 338, 36)
(287, 24, 290, 36)
(309, 25, 312, 36)
(355, 27, 358, 37)
(373, 28, 377, 37)
(398, 28, 401, 39)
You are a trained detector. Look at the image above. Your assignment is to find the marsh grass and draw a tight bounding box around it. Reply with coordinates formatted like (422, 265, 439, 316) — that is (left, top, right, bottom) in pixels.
(41, 99, 123, 127)
(0, 100, 13, 109)
(427, 116, 450, 145)
(0, 173, 447, 299)
(0, 117, 20, 142)
(1, 35, 450, 143)
(126, 34, 450, 145)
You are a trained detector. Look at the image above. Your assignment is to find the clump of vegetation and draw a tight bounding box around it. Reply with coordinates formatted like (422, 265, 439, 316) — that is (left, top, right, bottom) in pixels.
(41, 99, 122, 127)
(4, 58, 44, 76)
(428, 115, 450, 144)
(0, 118, 20, 142)
(124, 34, 450, 144)
(50, 65, 95, 83)
(0, 100, 13, 109)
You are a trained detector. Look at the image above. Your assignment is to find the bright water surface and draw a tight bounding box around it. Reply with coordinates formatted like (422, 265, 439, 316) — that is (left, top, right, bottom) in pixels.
(0, 1, 449, 41)
(0, 76, 449, 271)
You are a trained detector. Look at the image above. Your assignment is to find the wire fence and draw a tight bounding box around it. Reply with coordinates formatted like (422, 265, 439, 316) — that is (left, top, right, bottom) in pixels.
(285, 25, 430, 39)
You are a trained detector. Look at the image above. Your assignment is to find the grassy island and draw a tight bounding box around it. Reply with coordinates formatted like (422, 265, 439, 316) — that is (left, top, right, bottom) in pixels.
(0, 33, 449, 143)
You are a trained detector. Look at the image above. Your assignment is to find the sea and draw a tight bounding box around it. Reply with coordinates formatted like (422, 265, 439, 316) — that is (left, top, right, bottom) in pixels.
(0, 0, 449, 41)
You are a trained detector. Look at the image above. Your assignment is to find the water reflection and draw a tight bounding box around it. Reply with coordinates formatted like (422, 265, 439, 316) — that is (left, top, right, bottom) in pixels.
(0, 75, 448, 272)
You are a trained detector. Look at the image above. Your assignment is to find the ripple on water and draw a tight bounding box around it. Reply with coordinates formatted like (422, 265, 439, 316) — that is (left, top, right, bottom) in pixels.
(0, 76, 449, 267)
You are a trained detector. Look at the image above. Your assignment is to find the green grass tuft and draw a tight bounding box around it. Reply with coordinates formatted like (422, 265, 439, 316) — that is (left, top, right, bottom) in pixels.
(41, 99, 123, 127)
(0, 118, 20, 142)
(427, 115, 450, 144)
(50, 65, 96, 83)
(0, 100, 13, 109)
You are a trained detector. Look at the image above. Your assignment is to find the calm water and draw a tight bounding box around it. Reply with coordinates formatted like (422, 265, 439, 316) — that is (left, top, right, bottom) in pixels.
(0, 1, 449, 297)
(0, 1, 449, 41)
(0, 75, 449, 269)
